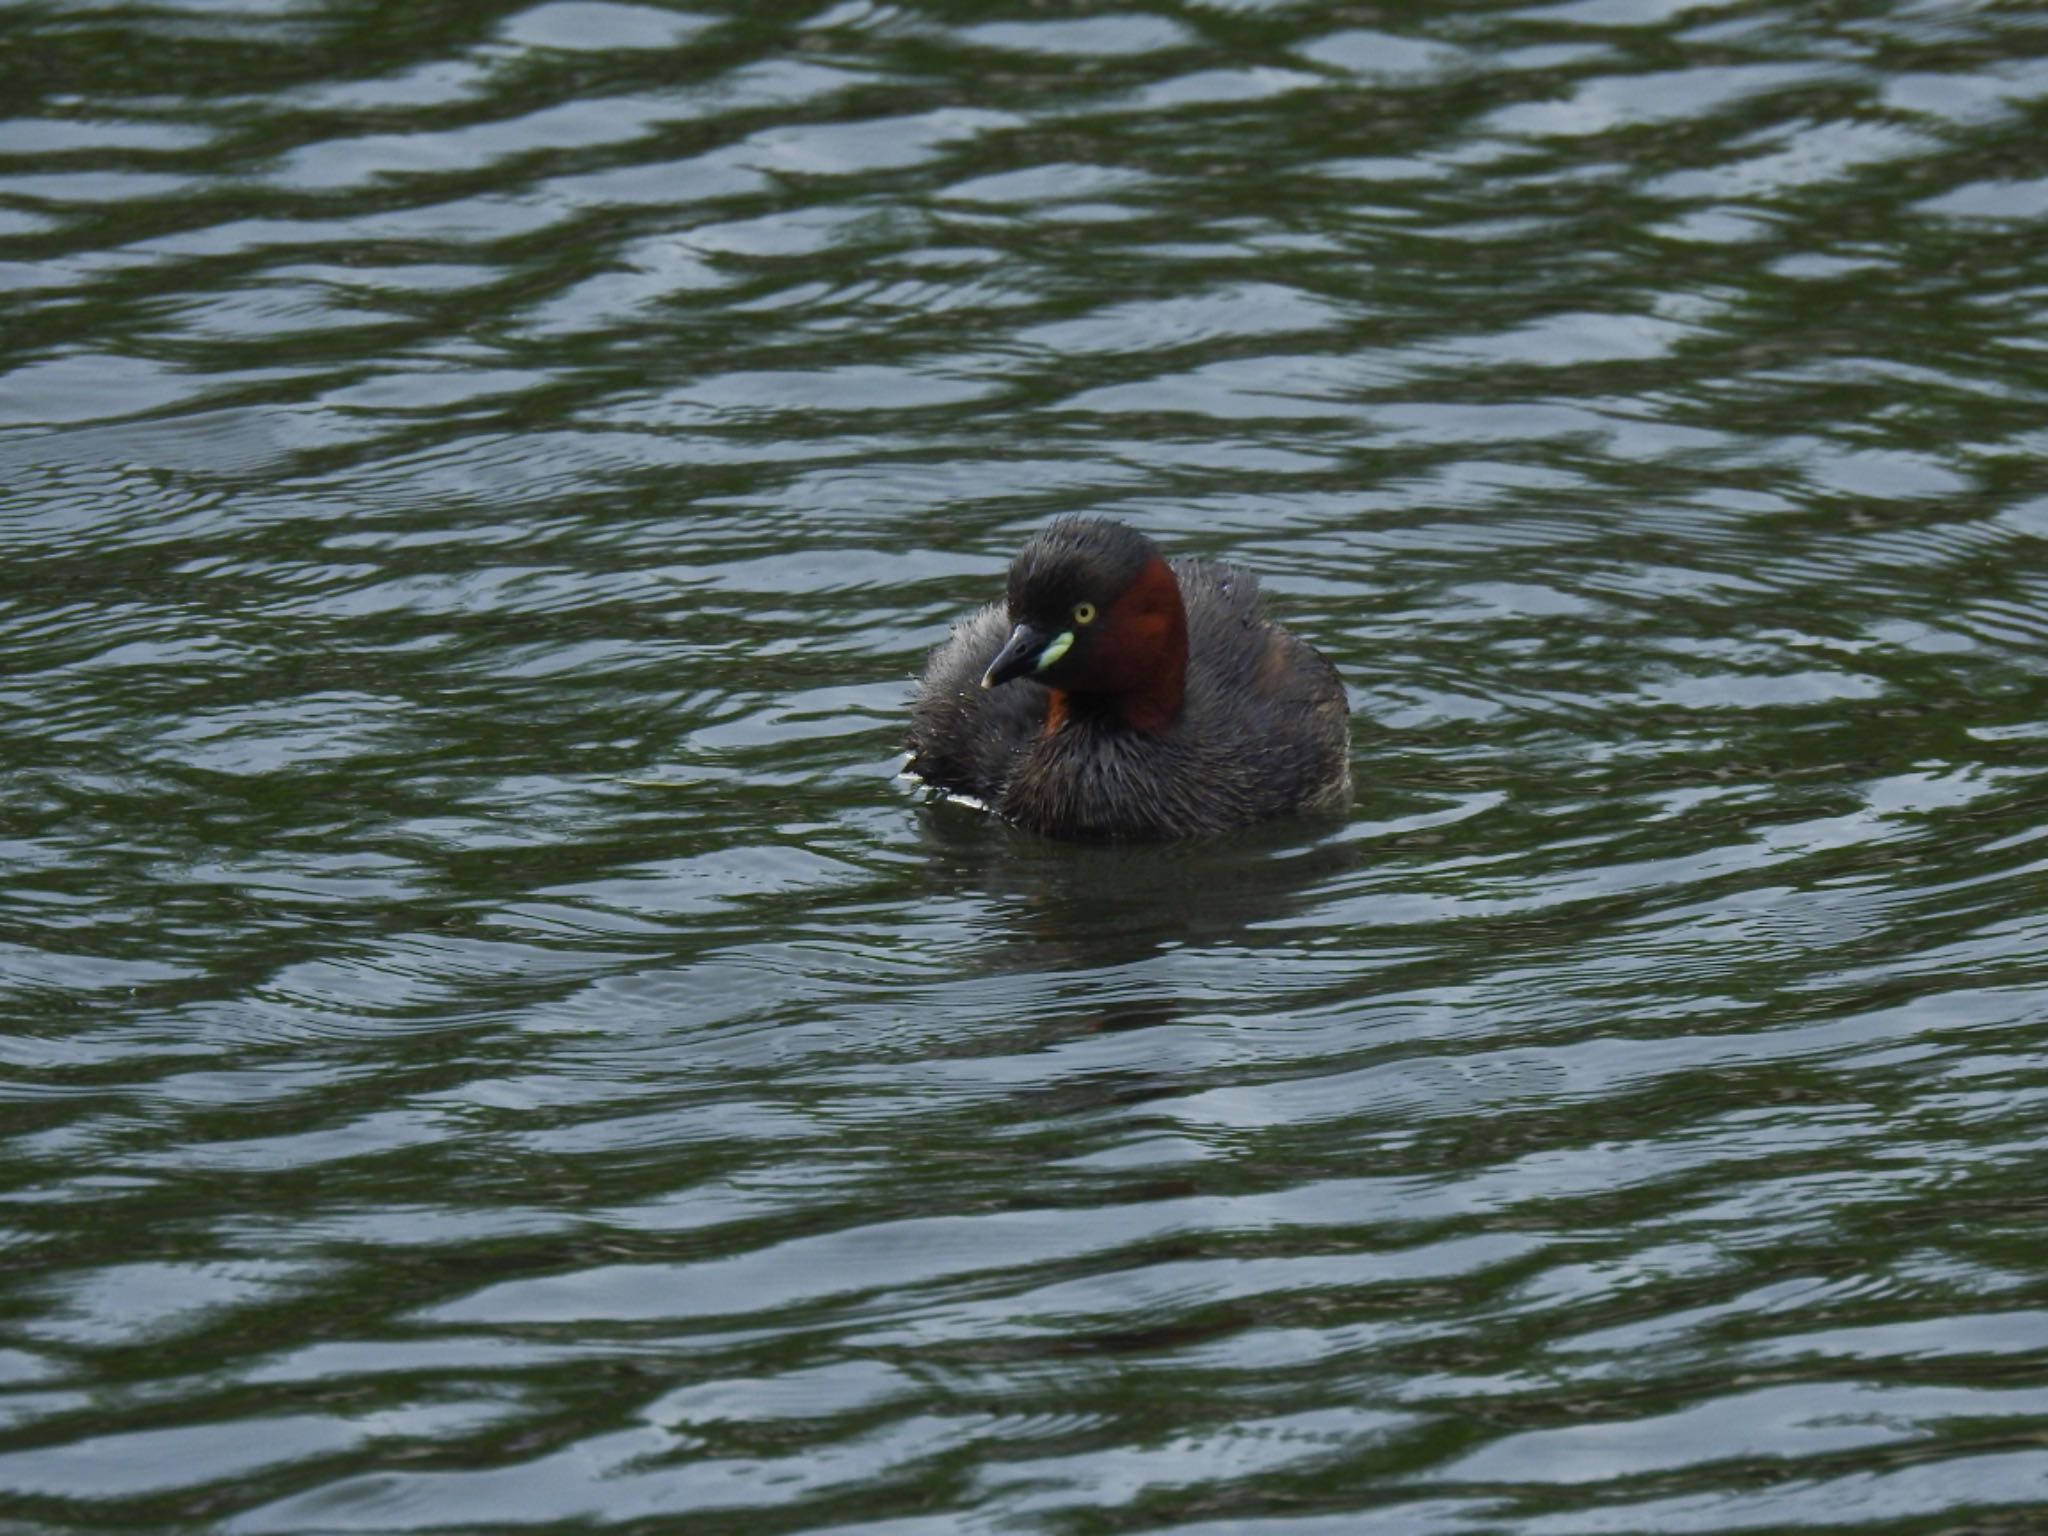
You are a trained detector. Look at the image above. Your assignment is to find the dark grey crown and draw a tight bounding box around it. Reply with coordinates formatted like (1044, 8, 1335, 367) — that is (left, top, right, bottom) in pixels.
(1005, 517, 1159, 619)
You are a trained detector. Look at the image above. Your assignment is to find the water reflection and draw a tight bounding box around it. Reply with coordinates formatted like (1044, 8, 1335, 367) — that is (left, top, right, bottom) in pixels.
(914, 801, 1359, 959)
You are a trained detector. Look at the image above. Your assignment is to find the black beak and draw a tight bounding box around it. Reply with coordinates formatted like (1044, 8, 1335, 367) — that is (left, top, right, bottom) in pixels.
(981, 622, 1054, 689)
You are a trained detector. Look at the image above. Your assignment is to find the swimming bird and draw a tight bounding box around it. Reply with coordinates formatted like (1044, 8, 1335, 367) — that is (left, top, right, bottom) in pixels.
(906, 517, 1350, 839)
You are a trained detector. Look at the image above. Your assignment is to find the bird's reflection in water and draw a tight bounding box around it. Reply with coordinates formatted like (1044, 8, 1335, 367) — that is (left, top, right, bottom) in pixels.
(911, 797, 1362, 1044)
(885, 806, 1377, 1196)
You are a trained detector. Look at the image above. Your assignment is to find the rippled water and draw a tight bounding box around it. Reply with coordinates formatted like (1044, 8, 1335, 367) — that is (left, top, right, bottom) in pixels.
(6, 0, 2048, 1530)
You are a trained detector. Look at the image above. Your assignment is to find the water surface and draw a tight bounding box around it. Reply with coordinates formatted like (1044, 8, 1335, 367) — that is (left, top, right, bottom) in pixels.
(6, 0, 2048, 1531)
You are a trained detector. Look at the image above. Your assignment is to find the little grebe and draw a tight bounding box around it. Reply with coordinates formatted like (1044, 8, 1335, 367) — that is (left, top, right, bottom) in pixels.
(906, 517, 1351, 839)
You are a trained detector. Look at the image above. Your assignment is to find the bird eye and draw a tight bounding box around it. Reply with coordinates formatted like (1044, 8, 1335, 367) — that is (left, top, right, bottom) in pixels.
(1073, 602, 1097, 625)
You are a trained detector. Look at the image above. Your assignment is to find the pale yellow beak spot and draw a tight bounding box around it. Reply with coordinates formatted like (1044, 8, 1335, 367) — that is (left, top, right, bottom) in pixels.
(1035, 631, 1074, 671)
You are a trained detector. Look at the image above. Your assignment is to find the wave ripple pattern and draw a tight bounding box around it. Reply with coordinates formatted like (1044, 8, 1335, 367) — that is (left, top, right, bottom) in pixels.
(4, 2, 2048, 1533)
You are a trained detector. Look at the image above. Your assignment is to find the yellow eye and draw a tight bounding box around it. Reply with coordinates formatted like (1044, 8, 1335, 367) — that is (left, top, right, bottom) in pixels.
(1073, 601, 1097, 625)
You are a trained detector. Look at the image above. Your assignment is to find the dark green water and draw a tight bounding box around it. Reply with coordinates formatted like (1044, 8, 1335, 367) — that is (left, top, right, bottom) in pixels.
(6, 1, 2048, 1531)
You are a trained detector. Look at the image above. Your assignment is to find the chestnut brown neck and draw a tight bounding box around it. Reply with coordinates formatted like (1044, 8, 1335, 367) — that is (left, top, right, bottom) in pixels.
(1042, 688, 1069, 737)
(1092, 555, 1187, 734)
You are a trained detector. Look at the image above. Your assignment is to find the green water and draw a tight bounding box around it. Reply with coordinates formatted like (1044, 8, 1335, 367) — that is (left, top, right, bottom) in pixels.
(5, 1, 2048, 1531)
